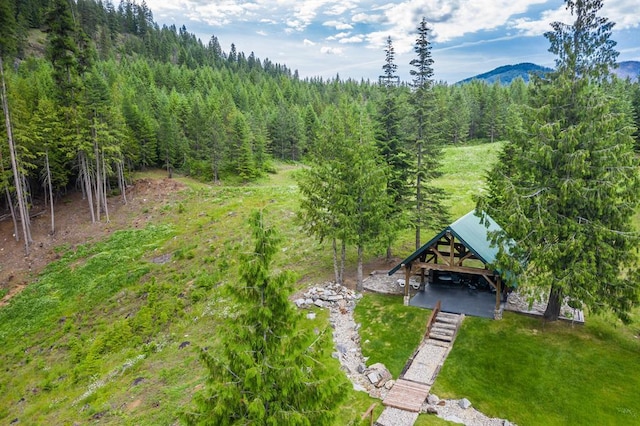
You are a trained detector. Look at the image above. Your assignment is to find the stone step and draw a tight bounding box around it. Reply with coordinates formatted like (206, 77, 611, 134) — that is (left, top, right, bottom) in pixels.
(432, 321, 457, 330)
(429, 332, 453, 342)
(437, 312, 460, 319)
(425, 339, 450, 348)
(430, 326, 455, 336)
(435, 316, 459, 325)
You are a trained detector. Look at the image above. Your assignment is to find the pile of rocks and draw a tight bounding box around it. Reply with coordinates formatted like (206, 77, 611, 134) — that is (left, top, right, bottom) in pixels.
(295, 281, 392, 399)
(294, 282, 362, 309)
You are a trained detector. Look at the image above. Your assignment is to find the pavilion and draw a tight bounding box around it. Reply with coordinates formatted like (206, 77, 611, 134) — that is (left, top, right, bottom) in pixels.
(389, 210, 513, 319)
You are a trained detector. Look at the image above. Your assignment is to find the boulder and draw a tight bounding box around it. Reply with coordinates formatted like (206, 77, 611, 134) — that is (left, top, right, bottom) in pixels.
(366, 371, 380, 385)
(459, 398, 472, 409)
(365, 363, 392, 388)
(427, 394, 439, 405)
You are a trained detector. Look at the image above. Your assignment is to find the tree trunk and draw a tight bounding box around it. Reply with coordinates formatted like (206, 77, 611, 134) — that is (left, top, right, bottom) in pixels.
(45, 151, 55, 234)
(5, 187, 18, 241)
(116, 160, 127, 204)
(340, 240, 346, 286)
(92, 117, 102, 222)
(543, 284, 562, 321)
(1, 56, 31, 254)
(356, 245, 363, 292)
(415, 140, 422, 250)
(386, 245, 392, 262)
(80, 151, 96, 223)
(332, 238, 340, 284)
(101, 151, 109, 222)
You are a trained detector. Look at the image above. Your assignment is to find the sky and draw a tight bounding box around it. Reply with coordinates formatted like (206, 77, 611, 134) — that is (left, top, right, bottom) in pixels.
(143, 0, 640, 84)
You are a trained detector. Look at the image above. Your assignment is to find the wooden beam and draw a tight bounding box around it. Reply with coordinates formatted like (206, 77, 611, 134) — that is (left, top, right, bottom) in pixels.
(413, 262, 496, 277)
(430, 246, 450, 265)
(483, 274, 497, 290)
(457, 251, 475, 266)
(404, 263, 410, 305)
(449, 232, 455, 266)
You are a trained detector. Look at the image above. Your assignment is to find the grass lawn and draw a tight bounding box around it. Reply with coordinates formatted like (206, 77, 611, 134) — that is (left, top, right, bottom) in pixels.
(355, 293, 429, 378)
(431, 312, 640, 425)
(3, 141, 639, 425)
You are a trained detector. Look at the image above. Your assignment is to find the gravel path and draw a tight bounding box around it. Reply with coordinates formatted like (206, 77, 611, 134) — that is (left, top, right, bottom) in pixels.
(325, 275, 517, 426)
(402, 341, 447, 384)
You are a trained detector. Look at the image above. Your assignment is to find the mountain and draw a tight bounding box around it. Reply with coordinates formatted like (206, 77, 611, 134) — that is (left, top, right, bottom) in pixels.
(456, 63, 552, 85)
(457, 61, 640, 84)
(615, 61, 640, 80)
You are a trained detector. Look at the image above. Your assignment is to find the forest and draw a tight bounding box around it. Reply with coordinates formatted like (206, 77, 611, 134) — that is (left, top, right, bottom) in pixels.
(2, 0, 640, 424)
(3, 0, 638, 257)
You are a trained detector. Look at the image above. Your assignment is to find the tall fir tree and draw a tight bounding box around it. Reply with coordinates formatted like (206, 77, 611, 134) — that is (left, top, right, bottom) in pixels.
(184, 210, 347, 425)
(1, 0, 33, 252)
(409, 17, 448, 249)
(479, 0, 640, 322)
(375, 36, 412, 260)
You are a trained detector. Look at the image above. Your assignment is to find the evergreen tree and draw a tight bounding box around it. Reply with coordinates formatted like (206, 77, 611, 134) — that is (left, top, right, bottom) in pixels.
(409, 17, 448, 249)
(483, 81, 507, 142)
(479, 0, 640, 322)
(1, 0, 32, 252)
(45, 0, 82, 107)
(375, 36, 412, 260)
(184, 211, 347, 425)
(447, 86, 470, 143)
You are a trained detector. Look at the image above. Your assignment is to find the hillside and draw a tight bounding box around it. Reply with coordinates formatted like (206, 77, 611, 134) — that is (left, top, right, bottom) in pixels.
(458, 60, 640, 84)
(616, 60, 640, 80)
(457, 63, 552, 84)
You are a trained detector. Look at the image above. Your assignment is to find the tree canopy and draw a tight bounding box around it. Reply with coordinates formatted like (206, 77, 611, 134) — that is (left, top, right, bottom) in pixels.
(479, 0, 640, 322)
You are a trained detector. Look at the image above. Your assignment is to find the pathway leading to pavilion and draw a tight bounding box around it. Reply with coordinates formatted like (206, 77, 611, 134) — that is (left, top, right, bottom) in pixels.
(375, 311, 464, 426)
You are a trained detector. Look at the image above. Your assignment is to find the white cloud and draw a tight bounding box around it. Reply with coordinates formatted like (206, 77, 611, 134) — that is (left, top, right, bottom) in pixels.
(142, 0, 640, 83)
(323, 20, 353, 30)
(352, 13, 384, 24)
(321, 46, 344, 55)
(339, 35, 364, 44)
(601, 1, 640, 30)
(509, 6, 569, 36)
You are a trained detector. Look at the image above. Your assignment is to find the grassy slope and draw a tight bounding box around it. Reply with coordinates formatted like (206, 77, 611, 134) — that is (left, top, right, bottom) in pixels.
(0, 165, 344, 424)
(2, 141, 639, 425)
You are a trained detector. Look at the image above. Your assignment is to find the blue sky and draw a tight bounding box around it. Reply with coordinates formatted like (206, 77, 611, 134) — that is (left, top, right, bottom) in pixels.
(144, 0, 640, 83)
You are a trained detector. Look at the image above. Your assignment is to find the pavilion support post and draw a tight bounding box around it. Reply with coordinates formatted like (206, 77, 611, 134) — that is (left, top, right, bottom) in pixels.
(404, 263, 411, 306)
(494, 276, 503, 320)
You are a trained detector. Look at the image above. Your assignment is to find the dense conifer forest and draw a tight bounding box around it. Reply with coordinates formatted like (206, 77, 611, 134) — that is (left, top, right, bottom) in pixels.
(2, 1, 640, 424)
(1, 0, 639, 253)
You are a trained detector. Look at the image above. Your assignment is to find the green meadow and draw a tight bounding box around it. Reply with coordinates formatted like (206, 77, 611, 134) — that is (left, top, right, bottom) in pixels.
(1, 141, 638, 425)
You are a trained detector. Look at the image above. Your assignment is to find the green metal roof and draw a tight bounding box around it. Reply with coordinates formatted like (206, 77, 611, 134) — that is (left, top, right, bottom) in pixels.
(388, 210, 505, 275)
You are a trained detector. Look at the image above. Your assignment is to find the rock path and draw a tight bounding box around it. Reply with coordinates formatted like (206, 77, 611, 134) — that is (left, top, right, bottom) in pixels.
(299, 275, 516, 426)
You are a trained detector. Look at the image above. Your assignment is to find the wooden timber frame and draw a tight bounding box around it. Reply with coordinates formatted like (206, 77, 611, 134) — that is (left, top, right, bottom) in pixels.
(400, 230, 503, 312)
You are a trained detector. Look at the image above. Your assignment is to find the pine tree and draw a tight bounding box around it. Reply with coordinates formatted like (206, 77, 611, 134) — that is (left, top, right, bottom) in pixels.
(375, 36, 412, 260)
(1, 0, 32, 253)
(409, 17, 448, 249)
(479, 0, 640, 322)
(184, 211, 347, 425)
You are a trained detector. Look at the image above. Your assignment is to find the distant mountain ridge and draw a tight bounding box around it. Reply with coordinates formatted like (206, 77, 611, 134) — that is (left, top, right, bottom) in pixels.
(457, 61, 640, 84)
(456, 63, 552, 84)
